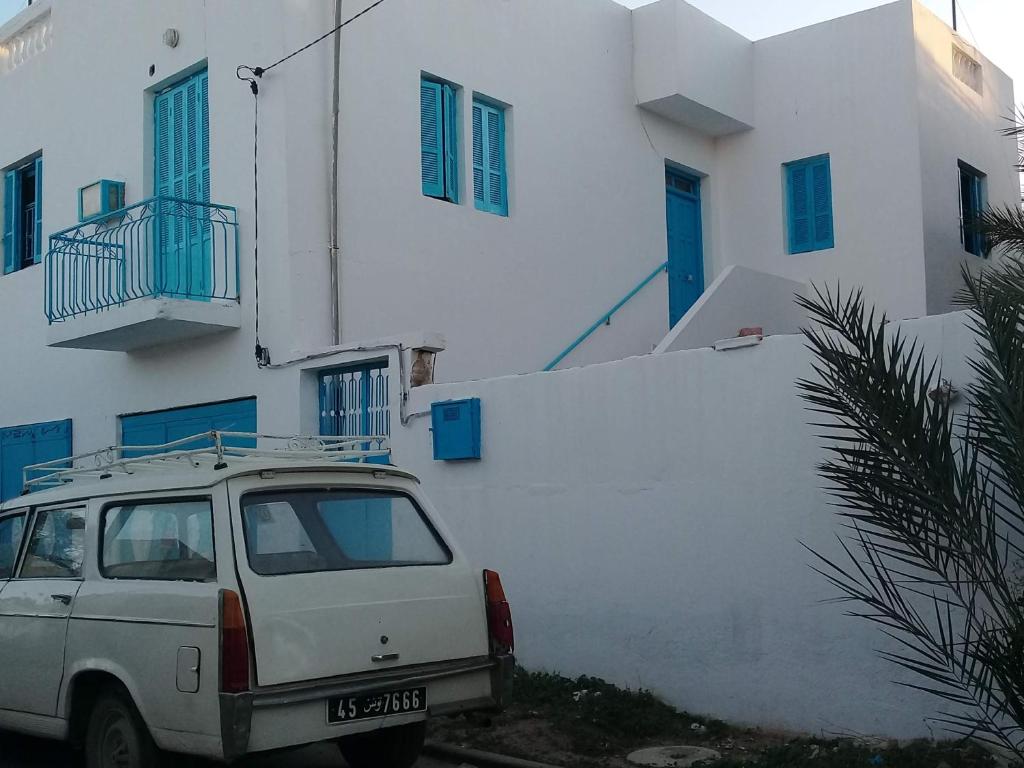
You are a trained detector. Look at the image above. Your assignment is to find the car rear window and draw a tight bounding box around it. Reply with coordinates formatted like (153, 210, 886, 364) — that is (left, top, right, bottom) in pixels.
(240, 489, 452, 576)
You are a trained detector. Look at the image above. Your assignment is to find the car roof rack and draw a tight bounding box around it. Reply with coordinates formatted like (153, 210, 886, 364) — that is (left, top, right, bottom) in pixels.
(22, 431, 391, 494)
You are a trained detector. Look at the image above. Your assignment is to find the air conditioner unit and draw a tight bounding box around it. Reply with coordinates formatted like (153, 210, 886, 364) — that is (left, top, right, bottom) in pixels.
(78, 180, 125, 222)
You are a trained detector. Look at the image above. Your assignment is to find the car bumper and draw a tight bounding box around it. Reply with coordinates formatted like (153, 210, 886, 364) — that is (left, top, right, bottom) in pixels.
(220, 654, 514, 761)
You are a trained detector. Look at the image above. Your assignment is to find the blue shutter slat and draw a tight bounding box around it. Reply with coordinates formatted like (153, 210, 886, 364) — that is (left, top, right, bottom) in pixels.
(420, 80, 444, 198)
(2, 170, 16, 275)
(811, 158, 834, 250)
(787, 164, 811, 253)
(472, 104, 485, 204)
(443, 84, 459, 204)
(199, 71, 210, 203)
(33, 156, 43, 263)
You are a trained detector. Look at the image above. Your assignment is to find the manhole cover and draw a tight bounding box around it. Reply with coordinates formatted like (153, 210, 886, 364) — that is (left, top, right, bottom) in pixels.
(626, 746, 722, 767)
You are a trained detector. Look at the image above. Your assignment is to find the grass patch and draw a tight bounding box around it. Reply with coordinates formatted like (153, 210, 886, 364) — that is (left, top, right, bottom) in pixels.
(430, 668, 1003, 767)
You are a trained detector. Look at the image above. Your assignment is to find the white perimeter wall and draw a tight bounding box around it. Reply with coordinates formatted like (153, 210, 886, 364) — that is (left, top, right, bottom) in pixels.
(392, 309, 979, 738)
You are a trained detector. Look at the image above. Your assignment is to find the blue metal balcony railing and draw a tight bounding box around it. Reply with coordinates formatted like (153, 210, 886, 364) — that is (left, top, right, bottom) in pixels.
(45, 196, 239, 324)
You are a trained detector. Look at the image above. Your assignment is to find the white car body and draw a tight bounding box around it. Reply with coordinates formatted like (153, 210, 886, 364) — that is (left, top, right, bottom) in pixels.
(0, 457, 512, 762)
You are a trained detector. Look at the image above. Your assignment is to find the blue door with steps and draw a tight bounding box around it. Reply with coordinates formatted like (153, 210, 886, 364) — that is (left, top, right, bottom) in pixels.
(665, 167, 705, 327)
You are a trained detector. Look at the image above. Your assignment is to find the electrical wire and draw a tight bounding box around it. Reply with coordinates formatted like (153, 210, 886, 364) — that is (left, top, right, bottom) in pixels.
(236, 0, 389, 368)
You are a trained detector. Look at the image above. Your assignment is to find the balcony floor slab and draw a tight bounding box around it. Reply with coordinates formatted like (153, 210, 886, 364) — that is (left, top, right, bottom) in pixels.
(46, 297, 241, 351)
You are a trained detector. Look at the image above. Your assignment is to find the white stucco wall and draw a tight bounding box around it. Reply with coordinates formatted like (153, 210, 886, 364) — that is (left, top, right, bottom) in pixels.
(632, 0, 754, 135)
(393, 309, 980, 738)
(715, 1, 931, 322)
(911, 3, 1020, 314)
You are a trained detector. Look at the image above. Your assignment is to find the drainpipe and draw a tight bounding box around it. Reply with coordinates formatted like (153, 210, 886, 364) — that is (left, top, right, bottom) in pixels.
(328, 0, 343, 345)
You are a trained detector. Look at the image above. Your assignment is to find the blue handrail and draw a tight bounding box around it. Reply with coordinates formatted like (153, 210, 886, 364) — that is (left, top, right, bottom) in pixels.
(543, 261, 668, 372)
(46, 196, 239, 324)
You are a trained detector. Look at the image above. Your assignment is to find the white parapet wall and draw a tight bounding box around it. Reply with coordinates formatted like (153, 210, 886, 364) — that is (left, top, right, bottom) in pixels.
(393, 308, 980, 738)
(654, 265, 810, 353)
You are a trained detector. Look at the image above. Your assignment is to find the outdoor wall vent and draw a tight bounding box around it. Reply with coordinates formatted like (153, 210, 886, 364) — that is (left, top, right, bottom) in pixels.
(78, 180, 125, 222)
(952, 45, 983, 94)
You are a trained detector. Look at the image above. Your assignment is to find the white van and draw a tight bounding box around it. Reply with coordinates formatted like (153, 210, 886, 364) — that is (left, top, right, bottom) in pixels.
(0, 433, 514, 768)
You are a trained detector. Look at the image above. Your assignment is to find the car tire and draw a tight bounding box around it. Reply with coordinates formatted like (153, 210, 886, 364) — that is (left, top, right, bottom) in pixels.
(85, 686, 163, 768)
(338, 721, 426, 768)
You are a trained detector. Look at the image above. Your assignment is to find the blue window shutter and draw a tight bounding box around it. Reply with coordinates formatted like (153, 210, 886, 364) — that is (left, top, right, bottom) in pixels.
(473, 100, 508, 216)
(154, 90, 172, 196)
(787, 163, 811, 254)
(199, 71, 210, 203)
(485, 105, 507, 216)
(420, 80, 444, 198)
(2, 170, 16, 274)
(811, 157, 834, 250)
(33, 156, 43, 263)
(472, 103, 485, 206)
(443, 84, 459, 204)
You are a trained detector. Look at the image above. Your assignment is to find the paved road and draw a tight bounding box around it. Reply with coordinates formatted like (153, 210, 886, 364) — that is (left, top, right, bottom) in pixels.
(0, 732, 455, 767)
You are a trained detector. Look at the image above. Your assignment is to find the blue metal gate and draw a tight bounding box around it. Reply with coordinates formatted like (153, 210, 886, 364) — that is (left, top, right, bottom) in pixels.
(318, 362, 390, 448)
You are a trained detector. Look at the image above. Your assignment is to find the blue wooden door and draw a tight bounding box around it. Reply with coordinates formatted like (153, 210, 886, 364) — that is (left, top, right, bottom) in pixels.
(154, 70, 210, 299)
(121, 398, 256, 457)
(665, 169, 704, 327)
(0, 420, 73, 501)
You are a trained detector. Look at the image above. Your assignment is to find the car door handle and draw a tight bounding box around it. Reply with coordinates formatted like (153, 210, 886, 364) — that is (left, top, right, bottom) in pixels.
(51, 594, 72, 605)
(371, 653, 400, 663)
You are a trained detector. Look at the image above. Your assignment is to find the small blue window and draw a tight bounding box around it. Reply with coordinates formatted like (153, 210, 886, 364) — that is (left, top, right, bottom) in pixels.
(959, 161, 987, 257)
(785, 154, 833, 254)
(421, 77, 459, 204)
(2, 154, 43, 275)
(472, 97, 508, 217)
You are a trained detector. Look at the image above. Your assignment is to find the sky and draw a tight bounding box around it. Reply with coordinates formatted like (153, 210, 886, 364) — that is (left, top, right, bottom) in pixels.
(0, 0, 1020, 96)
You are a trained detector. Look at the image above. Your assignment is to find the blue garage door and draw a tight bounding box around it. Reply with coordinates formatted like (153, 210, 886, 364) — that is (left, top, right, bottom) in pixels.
(121, 399, 256, 456)
(0, 420, 73, 502)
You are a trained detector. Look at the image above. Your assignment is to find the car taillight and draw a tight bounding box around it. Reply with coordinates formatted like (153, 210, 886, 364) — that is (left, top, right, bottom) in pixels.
(483, 569, 514, 655)
(220, 589, 251, 694)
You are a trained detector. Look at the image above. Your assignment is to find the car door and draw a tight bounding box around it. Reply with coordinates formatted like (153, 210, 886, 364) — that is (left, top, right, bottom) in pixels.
(0, 506, 86, 716)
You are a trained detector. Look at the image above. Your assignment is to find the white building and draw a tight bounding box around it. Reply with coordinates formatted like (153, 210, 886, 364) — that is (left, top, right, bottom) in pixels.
(0, 0, 1018, 732)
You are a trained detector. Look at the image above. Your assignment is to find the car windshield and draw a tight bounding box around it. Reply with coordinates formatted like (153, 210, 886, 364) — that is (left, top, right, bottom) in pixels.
(240, 489, 452, 576)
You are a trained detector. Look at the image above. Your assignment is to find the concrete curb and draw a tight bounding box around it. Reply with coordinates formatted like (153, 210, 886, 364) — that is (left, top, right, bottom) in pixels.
(423, 740, 565, 768)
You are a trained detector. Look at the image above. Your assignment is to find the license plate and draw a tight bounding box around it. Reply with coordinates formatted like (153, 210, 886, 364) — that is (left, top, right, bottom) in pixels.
(327, 686, 427, 725)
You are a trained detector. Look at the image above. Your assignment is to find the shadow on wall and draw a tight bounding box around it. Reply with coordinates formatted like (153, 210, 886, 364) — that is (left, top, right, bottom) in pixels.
(654, 265, 809, 353)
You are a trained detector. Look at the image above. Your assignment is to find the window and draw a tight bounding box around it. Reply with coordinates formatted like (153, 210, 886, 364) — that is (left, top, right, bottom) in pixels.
(2, 155, 43, 274)
(21, 508, 85, 579)
(959, 161, 987, 257)
(472, 97, 508, 216)
(953, 46, 983, 94)
(0, 513, 26, 579)
(785, 155, 833, 254)
(421, 77, 459, 203)
(101, 500, 216, 581)
(241, 489, 451, 576)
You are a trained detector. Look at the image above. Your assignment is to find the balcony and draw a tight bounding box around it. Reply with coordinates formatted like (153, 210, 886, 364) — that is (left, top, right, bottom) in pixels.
(45, 196, 241, 351)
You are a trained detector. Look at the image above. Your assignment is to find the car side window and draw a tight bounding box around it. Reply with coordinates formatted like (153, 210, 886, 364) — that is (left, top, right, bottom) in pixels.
(20, 509, 86, 579)
(101, 499, 216, 582)
(0, 513, 27, 579)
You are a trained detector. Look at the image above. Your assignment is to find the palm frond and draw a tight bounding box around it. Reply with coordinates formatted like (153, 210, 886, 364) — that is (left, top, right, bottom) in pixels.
(799, 268, 1024, 755)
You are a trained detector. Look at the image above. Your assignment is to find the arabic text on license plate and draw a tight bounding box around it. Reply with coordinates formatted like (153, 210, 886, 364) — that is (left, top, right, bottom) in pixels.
(327, 686, 427, 725)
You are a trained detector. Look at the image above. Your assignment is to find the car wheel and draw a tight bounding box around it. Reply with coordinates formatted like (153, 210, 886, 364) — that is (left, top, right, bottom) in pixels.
(85, 687, 162, 768)
(338, 721, 426, 768)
